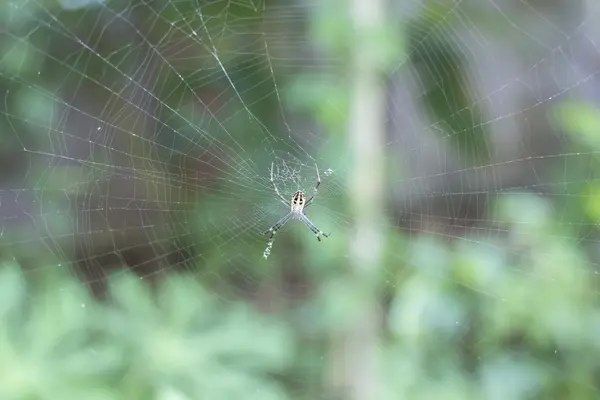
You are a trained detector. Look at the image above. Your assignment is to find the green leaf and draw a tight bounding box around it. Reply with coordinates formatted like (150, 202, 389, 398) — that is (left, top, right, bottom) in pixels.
(555, 101, 600, 149)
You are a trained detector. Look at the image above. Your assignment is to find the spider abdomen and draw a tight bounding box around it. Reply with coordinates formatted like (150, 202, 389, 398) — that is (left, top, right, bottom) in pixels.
(291, 191, 306, 211)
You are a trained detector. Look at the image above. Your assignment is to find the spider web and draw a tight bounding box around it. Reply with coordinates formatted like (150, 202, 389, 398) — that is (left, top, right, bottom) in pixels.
(0, 0, 355, 289)
(3, 0, 600, 395)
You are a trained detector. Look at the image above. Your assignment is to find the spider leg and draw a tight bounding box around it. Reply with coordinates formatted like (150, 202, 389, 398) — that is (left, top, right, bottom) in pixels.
(264, 212, 294, 238)
(299, 214, 329, 241)
(304, 164, 321, 208)
(270, 162, 290, 206)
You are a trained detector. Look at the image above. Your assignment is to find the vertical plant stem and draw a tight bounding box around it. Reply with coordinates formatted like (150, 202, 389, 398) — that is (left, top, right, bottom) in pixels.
(329, 0, 387, 398)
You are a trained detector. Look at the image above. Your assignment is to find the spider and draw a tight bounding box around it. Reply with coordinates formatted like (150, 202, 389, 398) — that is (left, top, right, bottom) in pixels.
(264, 162, 330, 242)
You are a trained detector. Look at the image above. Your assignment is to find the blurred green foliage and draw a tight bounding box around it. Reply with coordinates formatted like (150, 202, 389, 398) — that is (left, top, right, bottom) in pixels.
(382, 192, 600, 399)
(0, 264, 292, 400)
(4, 189, 600, 398)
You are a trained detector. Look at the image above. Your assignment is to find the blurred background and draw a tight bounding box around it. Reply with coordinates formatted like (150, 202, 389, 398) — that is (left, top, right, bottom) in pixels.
(1, 0, 600, 398)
